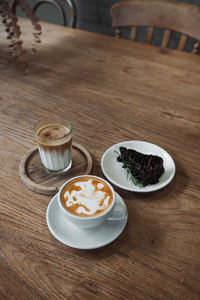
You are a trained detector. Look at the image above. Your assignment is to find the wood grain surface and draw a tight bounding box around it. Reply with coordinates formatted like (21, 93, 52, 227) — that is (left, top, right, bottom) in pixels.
(0, 19, 200, 300)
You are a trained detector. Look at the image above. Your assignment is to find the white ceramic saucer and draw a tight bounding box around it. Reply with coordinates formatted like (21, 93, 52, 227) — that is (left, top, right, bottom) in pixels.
(101, 141, 176, 192)
(46, 192, 128, 250)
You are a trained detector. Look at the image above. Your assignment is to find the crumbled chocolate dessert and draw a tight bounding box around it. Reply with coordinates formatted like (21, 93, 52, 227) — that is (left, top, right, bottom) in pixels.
(117, 147, 164, 187)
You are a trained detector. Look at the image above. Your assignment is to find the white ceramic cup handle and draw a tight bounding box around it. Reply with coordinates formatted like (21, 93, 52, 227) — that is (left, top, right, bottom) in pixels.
(107, 198, 127, 221)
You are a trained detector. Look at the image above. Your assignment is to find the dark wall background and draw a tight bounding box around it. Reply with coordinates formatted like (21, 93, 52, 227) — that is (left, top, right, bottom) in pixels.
(16, 0, 200, 52)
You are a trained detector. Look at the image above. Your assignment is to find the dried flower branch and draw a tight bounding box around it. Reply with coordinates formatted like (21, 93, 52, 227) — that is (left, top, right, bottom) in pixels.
(0, 0, 42, 69)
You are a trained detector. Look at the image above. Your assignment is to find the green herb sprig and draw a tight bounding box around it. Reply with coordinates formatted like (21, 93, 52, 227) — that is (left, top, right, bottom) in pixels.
(115, 150, 144, 188)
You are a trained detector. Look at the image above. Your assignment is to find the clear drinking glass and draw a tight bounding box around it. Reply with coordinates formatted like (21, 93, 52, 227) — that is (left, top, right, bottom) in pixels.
(34, 117, 73, 175)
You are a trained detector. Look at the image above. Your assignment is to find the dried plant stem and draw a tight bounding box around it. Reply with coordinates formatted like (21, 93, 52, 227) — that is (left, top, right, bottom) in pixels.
(0, 0, 42, 69)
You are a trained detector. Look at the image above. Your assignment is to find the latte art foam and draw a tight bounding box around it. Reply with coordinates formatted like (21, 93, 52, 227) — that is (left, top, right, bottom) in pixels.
(61, 178, 113, 217)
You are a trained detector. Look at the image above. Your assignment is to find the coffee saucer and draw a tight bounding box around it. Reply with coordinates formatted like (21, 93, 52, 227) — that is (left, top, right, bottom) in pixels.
(46, 192, 128, 250)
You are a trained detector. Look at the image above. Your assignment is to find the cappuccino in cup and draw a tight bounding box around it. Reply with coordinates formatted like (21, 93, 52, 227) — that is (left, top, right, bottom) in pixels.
(58, 175, 116, 228)
(61, 176, 113, 217)
(34, 117, 72, 175)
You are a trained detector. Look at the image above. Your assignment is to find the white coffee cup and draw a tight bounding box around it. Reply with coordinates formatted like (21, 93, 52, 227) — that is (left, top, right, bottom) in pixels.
(57, 175, 123, 228)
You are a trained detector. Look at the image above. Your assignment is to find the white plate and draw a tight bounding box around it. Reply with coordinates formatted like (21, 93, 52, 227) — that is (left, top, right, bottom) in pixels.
(101, 141, 175, 192)
(46, 192, 128, 250)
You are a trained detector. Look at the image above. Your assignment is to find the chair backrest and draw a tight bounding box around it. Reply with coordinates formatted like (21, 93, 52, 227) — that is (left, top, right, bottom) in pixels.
(110, 0, 200, 53)
(11, 0, 76, 28)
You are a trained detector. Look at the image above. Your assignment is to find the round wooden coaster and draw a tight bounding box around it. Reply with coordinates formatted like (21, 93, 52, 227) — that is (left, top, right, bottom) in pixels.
(19, 143, 92, 195)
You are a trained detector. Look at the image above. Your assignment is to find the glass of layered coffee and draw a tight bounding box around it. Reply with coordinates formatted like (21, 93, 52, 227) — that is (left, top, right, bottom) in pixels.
(34, 117, 73, 175)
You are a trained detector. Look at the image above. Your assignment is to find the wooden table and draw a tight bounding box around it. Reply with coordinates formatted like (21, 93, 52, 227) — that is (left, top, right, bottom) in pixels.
(0, 19, 200, 300)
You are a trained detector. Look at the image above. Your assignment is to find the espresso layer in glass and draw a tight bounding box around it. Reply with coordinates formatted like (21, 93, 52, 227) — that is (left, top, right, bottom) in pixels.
(36, 123, 72, 171)
(61, 177, 113, 217)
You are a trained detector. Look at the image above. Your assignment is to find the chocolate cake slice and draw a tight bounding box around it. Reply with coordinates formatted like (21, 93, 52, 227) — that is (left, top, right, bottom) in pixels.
(117, 147, 164, 187)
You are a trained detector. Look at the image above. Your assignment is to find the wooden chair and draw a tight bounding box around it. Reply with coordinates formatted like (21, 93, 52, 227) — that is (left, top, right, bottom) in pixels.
(11, 0, 77, 28)
(110, 0, 200, 53)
